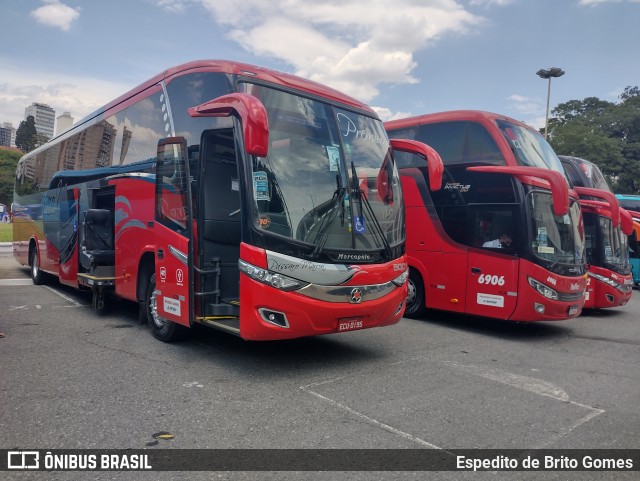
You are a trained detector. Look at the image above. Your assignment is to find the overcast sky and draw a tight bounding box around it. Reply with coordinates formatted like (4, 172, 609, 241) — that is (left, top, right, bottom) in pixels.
(1, 0, 639, 132)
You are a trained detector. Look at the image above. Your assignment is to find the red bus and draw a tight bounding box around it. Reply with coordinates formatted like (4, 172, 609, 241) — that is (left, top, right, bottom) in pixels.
(385, 110, 587, 322)
(13, 60, 443, 342)
(559, 156, 633, 308)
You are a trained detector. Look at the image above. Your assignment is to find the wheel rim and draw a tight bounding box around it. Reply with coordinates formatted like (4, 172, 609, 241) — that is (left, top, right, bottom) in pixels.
(149, 289, 167, 329)
(406, 278, 417, 308)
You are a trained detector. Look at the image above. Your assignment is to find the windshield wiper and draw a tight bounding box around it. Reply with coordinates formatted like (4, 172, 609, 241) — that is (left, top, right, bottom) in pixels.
(350, 161, 393, 261)
(310, 175, 346, 260)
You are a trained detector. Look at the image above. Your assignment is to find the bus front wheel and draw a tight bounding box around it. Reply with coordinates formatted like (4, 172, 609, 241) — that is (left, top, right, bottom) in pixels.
(405, 269, 427, 318)
(30, 248, 46, 286)
(145, 273, 187, 342)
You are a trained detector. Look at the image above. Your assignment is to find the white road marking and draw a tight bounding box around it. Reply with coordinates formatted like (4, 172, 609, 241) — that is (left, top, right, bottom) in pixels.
(0, 279, 33, 286)
(302, 358, 605, 450)
(443, 361, 570, 401)
(43, 285, 83, 307)
(301, 380, 448, 451)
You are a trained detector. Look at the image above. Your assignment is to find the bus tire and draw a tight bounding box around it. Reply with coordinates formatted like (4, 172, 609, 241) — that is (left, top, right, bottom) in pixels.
(30, 248, 46, 286)
(405, 269, 427, 318)
(145, 273, 188, 342)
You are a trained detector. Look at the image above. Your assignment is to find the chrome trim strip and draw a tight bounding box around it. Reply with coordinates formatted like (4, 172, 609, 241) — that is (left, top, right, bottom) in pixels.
(168, 245, 188, 266)
(296, 280, 398, 303)
(265, 250, 357, 285)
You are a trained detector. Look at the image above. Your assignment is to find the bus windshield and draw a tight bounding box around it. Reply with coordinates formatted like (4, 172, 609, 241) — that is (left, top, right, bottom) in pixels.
(242, 83, 403, 256)
(599, 216, 630, 272)
(529, 192, 585, 272)
(497, 120, 566, 176)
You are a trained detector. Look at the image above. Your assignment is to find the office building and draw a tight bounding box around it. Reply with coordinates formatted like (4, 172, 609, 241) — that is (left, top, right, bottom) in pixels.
(25, 102, 55, 140)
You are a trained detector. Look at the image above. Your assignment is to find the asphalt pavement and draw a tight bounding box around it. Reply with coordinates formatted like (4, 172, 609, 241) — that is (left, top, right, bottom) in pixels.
(1, 254, 639, 480)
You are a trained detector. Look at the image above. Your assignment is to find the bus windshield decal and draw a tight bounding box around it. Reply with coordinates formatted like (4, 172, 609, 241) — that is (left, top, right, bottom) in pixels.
(337, 113, 388, 146)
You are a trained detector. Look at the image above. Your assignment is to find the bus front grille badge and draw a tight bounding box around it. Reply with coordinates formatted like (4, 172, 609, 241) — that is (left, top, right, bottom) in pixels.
(350, 288, 363, 304)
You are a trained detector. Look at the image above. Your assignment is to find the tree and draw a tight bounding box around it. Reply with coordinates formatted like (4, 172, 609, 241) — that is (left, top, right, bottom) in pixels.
(0, 148, 22, 207)
(547, 87, 640, 193)
(15, 115, 38, 153)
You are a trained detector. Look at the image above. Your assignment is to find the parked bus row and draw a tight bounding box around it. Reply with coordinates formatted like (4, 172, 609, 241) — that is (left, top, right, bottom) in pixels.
(11, 60, 633, 344)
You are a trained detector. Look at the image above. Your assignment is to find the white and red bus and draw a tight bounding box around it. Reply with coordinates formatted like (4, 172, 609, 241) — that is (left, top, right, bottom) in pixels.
(385, 111, 587, 322)
(559, 155, 633, 308)
(13, 60, 443, 342)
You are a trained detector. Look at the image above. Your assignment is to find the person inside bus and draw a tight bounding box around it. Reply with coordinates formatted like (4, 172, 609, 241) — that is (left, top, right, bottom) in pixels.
(483, 233, 512, 249)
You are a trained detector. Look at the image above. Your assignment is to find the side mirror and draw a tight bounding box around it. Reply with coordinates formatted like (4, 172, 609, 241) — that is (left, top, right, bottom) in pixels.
(188, 93, 269, 158)
(390, 139, 444, 191)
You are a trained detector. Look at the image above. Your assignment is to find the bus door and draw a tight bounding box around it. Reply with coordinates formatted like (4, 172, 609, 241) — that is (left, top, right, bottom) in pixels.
(465, 207, 519, 319)
(154, 137, 192, 327)
(197, 129, 242, 318)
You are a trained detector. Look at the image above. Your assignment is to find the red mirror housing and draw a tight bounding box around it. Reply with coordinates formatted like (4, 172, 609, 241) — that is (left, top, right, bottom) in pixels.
(574, 186, 620, 228)
(390, 138, 444, 191)
(188, 93, 269, 157)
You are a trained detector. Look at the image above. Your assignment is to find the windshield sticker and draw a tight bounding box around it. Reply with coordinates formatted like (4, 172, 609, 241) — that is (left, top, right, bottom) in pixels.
(253, 171, 270, 201)
(326, 145, 341, 172)
(538, 246, 555, 254)
(354, 215, 366, 234)
(257, 215, 271, 229)
(537, 227, 548, 247)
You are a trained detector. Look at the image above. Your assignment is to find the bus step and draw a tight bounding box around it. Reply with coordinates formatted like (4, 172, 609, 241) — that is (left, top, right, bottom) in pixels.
(206, 302, 239, 317)
(199, 317, 240, 335)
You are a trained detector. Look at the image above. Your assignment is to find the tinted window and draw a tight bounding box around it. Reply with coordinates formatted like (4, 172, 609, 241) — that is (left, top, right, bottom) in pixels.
(417, 121, 505, 165)
(166, 72, 232, 146)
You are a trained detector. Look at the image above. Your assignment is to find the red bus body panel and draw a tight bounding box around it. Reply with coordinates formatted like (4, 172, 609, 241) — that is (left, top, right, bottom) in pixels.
(389, 111, 587, 322)
(238, 243, 406, 340)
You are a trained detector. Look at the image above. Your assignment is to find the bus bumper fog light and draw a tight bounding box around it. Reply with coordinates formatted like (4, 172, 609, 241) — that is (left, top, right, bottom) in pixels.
(258, 308, 289, 328)
(534, 303, 545, 314)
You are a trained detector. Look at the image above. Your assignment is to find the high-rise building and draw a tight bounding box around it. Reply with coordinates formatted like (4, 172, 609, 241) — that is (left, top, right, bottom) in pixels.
(2, 122, 17, 147)
(0, 126, 12, 147)
(25, 102, 55, 140)
(56, 111, 74, 136)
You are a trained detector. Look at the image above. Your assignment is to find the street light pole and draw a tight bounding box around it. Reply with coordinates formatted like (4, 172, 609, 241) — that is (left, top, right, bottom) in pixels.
(536, 67, 565, 139)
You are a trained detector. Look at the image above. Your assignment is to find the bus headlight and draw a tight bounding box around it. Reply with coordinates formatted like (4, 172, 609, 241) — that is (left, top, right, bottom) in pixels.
(589, 273, 621, 289)
(392, 268, 409, 286)
(528, 277, 559, 300)
(239, 260, 309, 292)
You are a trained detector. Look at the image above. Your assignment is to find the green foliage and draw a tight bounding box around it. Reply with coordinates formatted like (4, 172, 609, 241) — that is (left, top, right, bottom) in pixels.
(547, 86, 640, 193)
(0, 149, 22, 207)
(15, 115, 38, 153)
(0, 223, 11, 242)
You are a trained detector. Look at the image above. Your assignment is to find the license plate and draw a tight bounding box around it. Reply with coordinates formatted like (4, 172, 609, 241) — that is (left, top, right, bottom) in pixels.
(568, 305, 579, 315)
(338, 318, 364, 332)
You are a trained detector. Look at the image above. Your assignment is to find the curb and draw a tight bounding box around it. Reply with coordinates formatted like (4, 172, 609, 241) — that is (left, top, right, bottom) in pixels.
(0, 242, 12, 247)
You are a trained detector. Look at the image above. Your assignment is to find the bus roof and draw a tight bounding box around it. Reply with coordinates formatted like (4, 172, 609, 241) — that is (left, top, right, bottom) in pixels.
(58, 60, 377, 146)
(384, 110, 537, 132)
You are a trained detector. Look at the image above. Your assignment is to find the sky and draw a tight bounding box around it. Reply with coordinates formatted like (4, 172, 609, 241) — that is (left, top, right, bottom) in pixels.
(1, 0, 639, 134)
